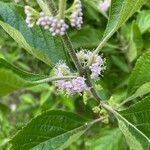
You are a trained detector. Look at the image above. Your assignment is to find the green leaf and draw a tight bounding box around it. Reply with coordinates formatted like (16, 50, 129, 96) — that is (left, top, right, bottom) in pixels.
(128, 52, 150, 95)
(70, 26, 103, 49)
(111, 55, 129, 73)
(122, 82, 150, 104)
(0, 58, 45, 96)
(10, 110, 93, 150)
(0, 2, 68, 66)
(0, 103, 10, 115)
(116, 97, 150, 150)
(136, 10, 150, 33)
(86, 128, 124, 150)
(127, 23, 143, 62)
(99, 0, 147, 47)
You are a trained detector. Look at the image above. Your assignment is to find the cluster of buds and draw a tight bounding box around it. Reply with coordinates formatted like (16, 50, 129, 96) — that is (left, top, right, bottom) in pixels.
(70, 0, 83, 29)
(24, 0, 83, 36)
(36, 13, 69, 36)
(98, 0, 111, 12)
(90, 54, 105, 79)
(24, 6, 39, 28)
(55, 62, 86, 95)
(77, 50, 105, 80)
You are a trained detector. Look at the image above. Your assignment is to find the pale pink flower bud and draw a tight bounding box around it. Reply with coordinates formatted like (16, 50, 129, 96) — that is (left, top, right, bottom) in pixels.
(99, 0, 111, 12)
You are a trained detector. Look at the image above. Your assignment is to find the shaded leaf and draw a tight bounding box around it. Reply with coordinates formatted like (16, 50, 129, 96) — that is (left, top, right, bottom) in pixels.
(136, 10, 150, 33)
(127, 23, 143, 62)
(128, 52, 150, 95)
(0, 58, 45, 96)
(114, 97, 150, 150)
(99, 0, 147, 48)
(70, 26, 103, 49)
(111, 55, 129, 73)
(123, 82, 150, 104)
(0, 2, 68, 66)
(10, 110, 92, 150)
(86, 128, 124, 150)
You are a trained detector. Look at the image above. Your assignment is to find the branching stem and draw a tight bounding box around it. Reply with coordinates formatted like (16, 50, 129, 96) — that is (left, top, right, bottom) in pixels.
(44, 0, 116, 116)
(58, 0, 66, 19)
(47, 0, 84, 75)
(36, 0, 52, 15)
(32, 76, 77, 85)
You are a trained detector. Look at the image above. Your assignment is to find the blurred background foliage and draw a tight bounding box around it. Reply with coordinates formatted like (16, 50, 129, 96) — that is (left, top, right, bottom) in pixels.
(0, 0, 149, 149)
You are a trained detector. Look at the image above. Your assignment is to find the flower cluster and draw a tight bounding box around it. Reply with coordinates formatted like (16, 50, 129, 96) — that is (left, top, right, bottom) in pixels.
(24, 6, 38, 28)
(77, 50, 105, 79)
(37, 13, 69, 36)
(90, 54, 105, 79)
(98, 0, 111, 12)
(70, 0, 83, 29)
(24, 0, 83, 36)
(55, 63, 86, 95)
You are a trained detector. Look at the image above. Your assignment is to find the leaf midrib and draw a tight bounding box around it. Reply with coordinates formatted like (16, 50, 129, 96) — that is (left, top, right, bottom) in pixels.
(115, 111, 150, 143)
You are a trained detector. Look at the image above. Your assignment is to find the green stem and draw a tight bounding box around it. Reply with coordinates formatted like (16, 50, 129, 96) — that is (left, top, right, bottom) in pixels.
(47, 0, 84, 75)
(44, 0, 116, 117)
(58, 0, 67, 19)
(44, 0, 57, 15)
(36, 0, 52, 15)
(62, 34, 84, 75)
(87, 36, 109, 67)
(31, 76, 77, 85)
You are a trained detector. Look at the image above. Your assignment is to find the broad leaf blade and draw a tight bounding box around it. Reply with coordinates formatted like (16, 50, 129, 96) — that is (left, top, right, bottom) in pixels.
(99, 0, 147, 47)
(0, 2, 68, 66)
(136, 10, 150, 33)
(115, 97, 150, 150)
(0, 58, 45, 96)
(10, 110, 90, 150)
(128, 52, 150, 95)
(86, 128, 124, 150)
(124, 82, 150, 104)
(127, 22, 143, 62)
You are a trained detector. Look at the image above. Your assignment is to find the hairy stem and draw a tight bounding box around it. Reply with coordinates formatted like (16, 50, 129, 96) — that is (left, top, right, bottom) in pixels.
(36, 0, 52, 15)
(87, 37, 108, 66)
(58, 0, 66, 19)
(44, 0, 57, 15)
(62, 34, 84, 75)
(44, 0, 116, 116)
(47, 0, 84, 75)
(32, 76, 77, 85)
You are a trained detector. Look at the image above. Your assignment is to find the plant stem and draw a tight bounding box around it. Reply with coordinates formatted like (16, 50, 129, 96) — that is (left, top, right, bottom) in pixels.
(32, 76, 77, 85)
(44, 0, 116, 116)
(89, 117, 106, 126)
(36, 0, 52, 15)
(47, 0, 84, 76)
(62, 34, 84, 75)
(87, 37, 108, 66)
(58, 0, 66, 19)
(44, 0, 57, 15)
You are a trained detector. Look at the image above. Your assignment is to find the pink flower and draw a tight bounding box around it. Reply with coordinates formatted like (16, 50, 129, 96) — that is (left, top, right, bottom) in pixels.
(55, 63, 86, 95)
(70, 0, 83, 29)
(76, 50, 105, 80)
(36, 14, 69, 36)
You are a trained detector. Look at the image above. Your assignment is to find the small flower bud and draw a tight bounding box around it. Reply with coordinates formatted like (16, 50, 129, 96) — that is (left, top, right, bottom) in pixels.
(54, 62, 86, 95)
(98, 0, 111, 12)
(76, 49, 106, 80)
(24, 6, 39, 28)
(70, 0, 83, 30)
(92, 106, 101, 114)
(36, 14, 69, 36)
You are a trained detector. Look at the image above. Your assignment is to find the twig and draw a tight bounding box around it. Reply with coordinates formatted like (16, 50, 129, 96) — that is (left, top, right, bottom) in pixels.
(43, 0, 116, 115)
(31, 76, 77, 85)
(58, 0, 66, 19)
(45, 0, 84, 76)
